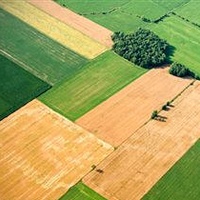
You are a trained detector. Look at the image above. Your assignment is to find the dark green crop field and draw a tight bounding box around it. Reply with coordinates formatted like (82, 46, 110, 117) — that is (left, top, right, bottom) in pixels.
(39, 51, 147, 121)
(59, 182, 107, 200)
(0, 8, 87, 85)
(143, 139, 200, 200)
(0, 54, 50, 120)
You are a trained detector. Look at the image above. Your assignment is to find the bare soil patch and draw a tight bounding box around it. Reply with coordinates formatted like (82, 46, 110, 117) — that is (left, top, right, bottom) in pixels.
(83, 81, 200, 200)
(76, 67, 192, 147)
(0, 100, 113, 200)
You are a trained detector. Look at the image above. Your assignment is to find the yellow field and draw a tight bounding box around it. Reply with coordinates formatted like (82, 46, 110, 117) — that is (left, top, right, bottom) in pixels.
(0, 0, 107, 59)
(0, 100, 113, 200)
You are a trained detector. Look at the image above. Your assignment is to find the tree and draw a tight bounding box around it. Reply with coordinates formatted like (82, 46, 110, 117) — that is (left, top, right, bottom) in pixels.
(169, 62, 189, 77)
(112, 28, 169, 68)
(151, 110, 158, 119)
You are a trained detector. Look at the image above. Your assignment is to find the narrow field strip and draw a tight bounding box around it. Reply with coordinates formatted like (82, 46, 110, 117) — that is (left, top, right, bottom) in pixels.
(0, 0, 106, 59)
(143, 139, 200, 200)
(39, 51, 147, 121)
(76, 67, 193, 147)
(0, 8, 87, 85)
(0, 100, 113, 200)
(0, 54, 50, 120)
(83, 81, 200, 200)
(28, 0, 113, 48)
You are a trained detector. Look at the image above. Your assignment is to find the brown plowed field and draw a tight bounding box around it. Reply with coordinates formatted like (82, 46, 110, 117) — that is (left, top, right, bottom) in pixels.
(0, 100, 113, 200)
(83, 81, 200, 200)
(28, 0, 113, 48)
(76, 67, 192, 147)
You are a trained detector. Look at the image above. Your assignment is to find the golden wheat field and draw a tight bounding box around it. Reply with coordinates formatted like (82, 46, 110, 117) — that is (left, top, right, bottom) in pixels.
(0, 100, 113, 200)
(83, 81, 200, 200)
(0, 0, 107, 59)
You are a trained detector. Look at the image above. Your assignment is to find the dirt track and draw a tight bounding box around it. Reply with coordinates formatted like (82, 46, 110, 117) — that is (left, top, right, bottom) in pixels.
(76, 67, 193, 147)
(0, 100, 113, 200)
(28, 0, 113, 48)
(83, 81, 200, 200)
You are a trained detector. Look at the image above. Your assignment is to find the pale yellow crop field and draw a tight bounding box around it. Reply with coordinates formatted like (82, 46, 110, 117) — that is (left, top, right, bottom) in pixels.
(0, 100, 113, 200)
(0, 0, 107, 59)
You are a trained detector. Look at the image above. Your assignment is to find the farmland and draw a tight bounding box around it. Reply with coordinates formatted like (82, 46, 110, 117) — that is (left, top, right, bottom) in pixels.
(83, 81, 200, 200)
(60, 182, 106, 200)
(143, 139, 200, 200)
(0, 54, 50, 120)
(0, 100, 113, 200)
(39, 51, 147, 121)
(56, 0, 189, 32)
(28, 0, 113, 48)
(77, 67, 192, 147)
(176, 0, 200, 25)
(148, 15, 200, 76)
(0, 0, 106, 59)
(0, 8, 87, 85)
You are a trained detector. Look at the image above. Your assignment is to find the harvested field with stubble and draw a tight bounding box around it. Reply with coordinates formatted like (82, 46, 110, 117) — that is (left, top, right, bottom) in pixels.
(76, 67, 193, 147)
(28, 0, 113, 48)
(83, 81, 200, 200)
(0, 0, 106, 59)
(0, 100, 113, 200)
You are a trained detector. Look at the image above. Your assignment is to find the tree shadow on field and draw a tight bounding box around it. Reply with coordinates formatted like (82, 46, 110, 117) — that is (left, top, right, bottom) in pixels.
(156, 115, 167, 122)
(165, 44, 176, 64)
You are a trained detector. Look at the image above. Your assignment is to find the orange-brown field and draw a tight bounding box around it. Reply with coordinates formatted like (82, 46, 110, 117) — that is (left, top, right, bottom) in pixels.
(28, 0, 113, 48)
(83, 81, 200, 200)
(76, 67, 193, 147)
(0, 100, 113, 200)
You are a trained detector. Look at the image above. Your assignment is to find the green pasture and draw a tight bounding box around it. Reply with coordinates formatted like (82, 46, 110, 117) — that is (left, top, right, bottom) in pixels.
(0, 8, 87, 85)
(59, 182, 107, 200)
(39, 51, 147, 121)
(55, 0, 188, 32)
(143, 139, 200, 200)
(148, 15, 200, 76)
(0, 54, 50, 120)
(176, 0, 200, 25)
(152, 0, 190, 10)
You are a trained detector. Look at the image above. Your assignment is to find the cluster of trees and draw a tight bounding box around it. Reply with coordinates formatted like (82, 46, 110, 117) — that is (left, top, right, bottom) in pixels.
(169, 62, 200, 79)
(112, 28, 169, 68)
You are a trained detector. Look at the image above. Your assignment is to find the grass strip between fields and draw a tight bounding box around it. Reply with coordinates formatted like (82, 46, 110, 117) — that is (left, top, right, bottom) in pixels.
(143, 139, 200, 200)
(39, 51, 147, 121)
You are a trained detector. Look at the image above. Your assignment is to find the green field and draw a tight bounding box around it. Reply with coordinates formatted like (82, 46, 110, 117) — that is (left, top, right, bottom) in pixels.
(0, 54, 50, 120)
(176, 0, 200, 25)
(143, 139, 200, 200)
(148, 15, 200, 76)
(0, 8, 87, 85)
(39, 51, 147, 121)
(59, 182, 107, 200)
(56, 0, 188, 32)
(152, 0, 190, 10)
